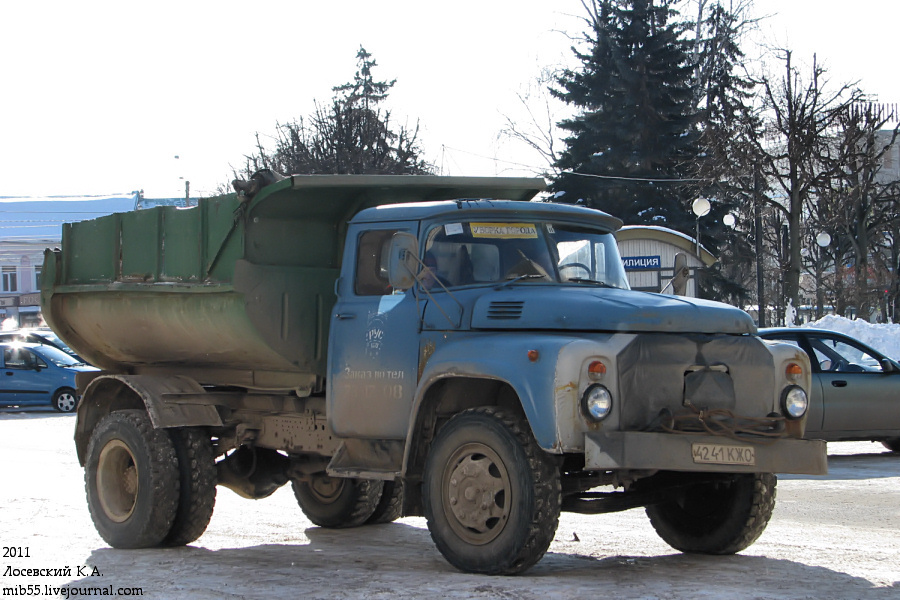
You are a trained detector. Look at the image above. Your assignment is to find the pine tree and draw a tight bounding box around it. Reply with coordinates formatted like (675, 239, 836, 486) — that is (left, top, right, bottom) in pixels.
(690, 0, 761, 303)
(550, 0, 699, 233)
(242, 47, 432, 176)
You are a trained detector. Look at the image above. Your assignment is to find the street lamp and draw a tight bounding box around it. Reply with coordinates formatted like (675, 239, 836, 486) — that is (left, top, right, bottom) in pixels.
(723, 213, 736, 228)
(814, 232, 832, 319)
(692, 198, 711, 256)
(174, 155, 190, 204)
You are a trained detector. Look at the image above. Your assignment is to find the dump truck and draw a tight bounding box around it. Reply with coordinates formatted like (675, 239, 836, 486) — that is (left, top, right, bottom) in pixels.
(42, 172, 827, 575)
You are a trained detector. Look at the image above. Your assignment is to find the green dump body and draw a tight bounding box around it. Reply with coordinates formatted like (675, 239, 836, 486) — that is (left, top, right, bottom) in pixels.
(41, 175, 545, 391)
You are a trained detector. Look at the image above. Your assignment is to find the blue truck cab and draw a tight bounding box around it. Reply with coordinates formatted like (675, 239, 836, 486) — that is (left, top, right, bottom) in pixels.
(323, 188, 825, 573)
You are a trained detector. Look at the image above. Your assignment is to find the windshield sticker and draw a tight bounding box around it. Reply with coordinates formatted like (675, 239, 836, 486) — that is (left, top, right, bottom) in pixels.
(546, 224, 555, 234)
(470, 223, 538, 239)
(444, 223, 464, 236)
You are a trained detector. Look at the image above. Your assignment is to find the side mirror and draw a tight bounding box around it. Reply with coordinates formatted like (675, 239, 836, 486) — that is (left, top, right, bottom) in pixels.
(881, 358, 900, 373)
(671, 253, 689, 296)
(387, 232, 419, 291)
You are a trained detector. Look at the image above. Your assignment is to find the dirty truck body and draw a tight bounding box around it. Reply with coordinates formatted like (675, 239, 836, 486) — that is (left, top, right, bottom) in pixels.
(42, 174, 826, 575)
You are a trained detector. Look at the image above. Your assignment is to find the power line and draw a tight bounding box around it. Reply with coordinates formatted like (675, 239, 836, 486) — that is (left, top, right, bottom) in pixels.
(439, 145, 703, 183)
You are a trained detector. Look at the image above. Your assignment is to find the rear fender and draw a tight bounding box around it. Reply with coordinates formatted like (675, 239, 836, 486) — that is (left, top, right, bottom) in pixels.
(74, 373, 222, 465)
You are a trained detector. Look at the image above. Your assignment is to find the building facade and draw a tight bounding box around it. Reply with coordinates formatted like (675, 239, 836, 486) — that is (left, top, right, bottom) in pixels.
(615, 225, 716, 297)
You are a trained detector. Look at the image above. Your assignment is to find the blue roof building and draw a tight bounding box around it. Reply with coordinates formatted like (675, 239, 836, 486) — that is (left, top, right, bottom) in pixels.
(0, 192, 199, 327)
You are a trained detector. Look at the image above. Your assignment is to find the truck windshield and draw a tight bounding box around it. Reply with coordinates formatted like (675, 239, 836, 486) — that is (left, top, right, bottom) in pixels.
(423, 221, 630, 289)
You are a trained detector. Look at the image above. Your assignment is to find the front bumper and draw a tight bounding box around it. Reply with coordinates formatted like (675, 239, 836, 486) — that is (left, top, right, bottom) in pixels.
(585, 431, 827, 475)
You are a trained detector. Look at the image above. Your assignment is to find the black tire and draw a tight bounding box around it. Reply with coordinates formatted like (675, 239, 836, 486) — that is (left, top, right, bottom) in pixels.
(882, 438, 900, 453)
(164, 428, 217, 546)
(423, 407, 561, 575)
(366, 479, 404, 525)
(646, 472, 777, 555)
(292, 474, 383, 528)
(52, 387, 78, 413)
(84, 410, 179, 548)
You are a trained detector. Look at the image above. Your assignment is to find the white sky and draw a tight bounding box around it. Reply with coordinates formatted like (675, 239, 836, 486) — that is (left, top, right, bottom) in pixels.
(1, 0, 897, 199)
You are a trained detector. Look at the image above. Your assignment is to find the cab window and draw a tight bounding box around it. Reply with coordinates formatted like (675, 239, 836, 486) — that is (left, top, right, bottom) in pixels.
(355, 229, 401, 296)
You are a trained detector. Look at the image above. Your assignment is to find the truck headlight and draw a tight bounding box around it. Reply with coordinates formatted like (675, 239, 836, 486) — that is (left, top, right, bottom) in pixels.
(582, 384, 613, 422)
(781, 385, 809, 419)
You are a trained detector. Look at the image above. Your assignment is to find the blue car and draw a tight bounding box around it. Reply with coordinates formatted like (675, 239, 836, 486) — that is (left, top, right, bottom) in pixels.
(0, 343, 98, 412)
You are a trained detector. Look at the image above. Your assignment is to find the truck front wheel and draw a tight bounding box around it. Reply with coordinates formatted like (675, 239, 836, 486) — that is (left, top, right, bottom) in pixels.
(646, 472, 776, 554)
(423, 407, 561, 575)
(292, 474, 383, 528)
(84, 410, 179, 548)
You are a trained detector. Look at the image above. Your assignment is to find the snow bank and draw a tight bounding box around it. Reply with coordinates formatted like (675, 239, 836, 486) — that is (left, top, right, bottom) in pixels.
(802, 315, 900, 360)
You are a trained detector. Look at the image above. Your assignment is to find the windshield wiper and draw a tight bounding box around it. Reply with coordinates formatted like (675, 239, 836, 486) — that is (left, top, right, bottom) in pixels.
(565, 278, 618, 288)
(496, 273, 546, 289)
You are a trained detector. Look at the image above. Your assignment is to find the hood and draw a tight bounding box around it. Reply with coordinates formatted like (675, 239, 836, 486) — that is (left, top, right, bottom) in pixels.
(469, 287, 755, 334)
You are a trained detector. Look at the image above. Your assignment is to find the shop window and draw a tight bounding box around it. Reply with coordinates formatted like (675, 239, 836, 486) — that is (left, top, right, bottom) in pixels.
(2, 267, 17, 292)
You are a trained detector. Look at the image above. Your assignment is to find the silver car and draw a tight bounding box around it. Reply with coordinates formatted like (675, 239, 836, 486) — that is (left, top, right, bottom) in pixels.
(758, 327, 900, 452)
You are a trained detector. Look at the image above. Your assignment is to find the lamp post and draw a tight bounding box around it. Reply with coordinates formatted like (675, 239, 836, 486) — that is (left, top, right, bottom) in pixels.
(815, 232, 831, 319)
(174, 155, 190, 205)
(692, 198, 711, 257)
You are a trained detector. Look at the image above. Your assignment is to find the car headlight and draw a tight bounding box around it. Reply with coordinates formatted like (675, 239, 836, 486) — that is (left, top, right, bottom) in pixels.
(780, 385, 809, 419)
(581, 384, 613, 422)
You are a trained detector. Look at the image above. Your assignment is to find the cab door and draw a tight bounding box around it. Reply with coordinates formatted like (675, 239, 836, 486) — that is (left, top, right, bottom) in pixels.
(327, 223, 421, 439)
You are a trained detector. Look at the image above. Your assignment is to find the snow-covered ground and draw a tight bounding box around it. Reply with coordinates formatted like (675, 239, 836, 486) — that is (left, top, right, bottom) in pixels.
(0, 414, 897, 600)
(801, 315, 900, 360)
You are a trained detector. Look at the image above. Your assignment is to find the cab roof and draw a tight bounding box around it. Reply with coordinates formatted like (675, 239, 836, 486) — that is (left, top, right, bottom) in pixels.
(350, 198, 623, 232)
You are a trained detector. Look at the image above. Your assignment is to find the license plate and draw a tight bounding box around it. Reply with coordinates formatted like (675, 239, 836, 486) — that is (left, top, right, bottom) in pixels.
(691, 443, 756, 466)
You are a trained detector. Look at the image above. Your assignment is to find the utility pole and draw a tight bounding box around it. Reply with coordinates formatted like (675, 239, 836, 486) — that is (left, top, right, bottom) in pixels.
(755, 170, 766, 327)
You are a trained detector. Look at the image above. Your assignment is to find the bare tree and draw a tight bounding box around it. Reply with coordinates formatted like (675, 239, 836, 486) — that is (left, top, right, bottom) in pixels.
(755, 50, 864, 321)
(813, 105, 900, 319)
(499, 67, 567, 175)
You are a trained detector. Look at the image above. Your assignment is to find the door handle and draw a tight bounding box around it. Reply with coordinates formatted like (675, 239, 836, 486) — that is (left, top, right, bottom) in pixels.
(4, 372, 12, 376)
(831, 380, 847, 387)
(336, 313, 356, 320)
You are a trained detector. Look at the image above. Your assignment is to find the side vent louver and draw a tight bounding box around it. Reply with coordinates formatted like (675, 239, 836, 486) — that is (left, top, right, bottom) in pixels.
(487, 301, 524, 320)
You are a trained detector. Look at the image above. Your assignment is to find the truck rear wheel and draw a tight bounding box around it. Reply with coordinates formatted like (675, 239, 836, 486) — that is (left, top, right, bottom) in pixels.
(366, 479, 404, 524)
(423, 407, 561, 575)
(292, 474, 383, 528)
(646, 472, 776, 554)
(164, 428, 217, 546)
(85, 410, 179, 548)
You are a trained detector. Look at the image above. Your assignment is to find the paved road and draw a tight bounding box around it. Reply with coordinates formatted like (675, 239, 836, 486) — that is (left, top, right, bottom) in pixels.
(1, 410, 898, 599)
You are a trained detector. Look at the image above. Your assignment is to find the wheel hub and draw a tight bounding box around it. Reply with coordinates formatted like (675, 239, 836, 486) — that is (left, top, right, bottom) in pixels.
(96, 440, 139, 523)
(443, 443, 511, 545)
(57, 393, 76, 412)
(308, 474, 345, 505)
